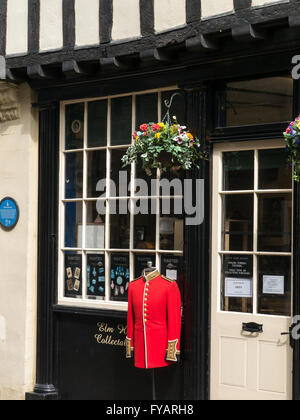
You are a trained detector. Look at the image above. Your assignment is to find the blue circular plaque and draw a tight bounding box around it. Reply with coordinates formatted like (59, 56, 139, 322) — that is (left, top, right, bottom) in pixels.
(0, 197, 19, 231)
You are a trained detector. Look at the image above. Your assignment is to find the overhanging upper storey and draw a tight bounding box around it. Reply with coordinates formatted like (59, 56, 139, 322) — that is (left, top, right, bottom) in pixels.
(2, 0, 300, 87)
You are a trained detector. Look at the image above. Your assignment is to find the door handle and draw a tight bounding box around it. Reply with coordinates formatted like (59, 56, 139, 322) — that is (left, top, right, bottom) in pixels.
(242, 322, 263, 333)
(281, 324, 296, 349)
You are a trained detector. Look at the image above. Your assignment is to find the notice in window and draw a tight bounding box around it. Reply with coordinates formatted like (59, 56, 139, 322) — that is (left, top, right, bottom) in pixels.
(263, 275, 285, 295)
(225, 278, 253, 298)
(110, 254, 130, 302)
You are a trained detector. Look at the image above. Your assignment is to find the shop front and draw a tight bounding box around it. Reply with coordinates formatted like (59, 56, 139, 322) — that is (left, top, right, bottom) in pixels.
(4, 0, 298, 401)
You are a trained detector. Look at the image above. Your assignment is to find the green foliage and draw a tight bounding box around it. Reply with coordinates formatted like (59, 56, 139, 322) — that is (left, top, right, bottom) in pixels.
(122, 120, 208, 175)
(283, 118, 300, 182)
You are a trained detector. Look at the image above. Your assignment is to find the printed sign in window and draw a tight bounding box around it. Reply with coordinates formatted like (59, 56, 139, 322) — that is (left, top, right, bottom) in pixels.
(225, 278, 253, 299)
(263, 275, 285, 295)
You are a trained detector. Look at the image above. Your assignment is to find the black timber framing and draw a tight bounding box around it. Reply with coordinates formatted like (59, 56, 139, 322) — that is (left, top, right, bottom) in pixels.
(140, 0, 155, 37)
(6, 0, 300, 78)
(28, 0, 40, 54)
(100, 0, 113, 44)
(0, 0, 7, 56)
(186, 0, 201, 25)
(63, 0, 76, 50)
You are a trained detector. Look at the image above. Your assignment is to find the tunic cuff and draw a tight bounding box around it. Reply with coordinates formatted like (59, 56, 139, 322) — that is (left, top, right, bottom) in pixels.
(125, 337, 134, 359)
(166, 339, 180, 362)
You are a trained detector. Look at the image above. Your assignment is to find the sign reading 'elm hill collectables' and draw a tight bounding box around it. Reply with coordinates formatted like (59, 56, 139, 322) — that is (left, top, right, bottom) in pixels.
(0, 197, 19, 231)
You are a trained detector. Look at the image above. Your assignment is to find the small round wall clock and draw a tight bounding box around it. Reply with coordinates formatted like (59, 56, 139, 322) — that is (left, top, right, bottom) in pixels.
(0, 197, 20, 231)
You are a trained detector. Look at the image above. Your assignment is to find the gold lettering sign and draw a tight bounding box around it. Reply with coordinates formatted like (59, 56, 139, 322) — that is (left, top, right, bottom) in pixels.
(94, 322, 127, 347)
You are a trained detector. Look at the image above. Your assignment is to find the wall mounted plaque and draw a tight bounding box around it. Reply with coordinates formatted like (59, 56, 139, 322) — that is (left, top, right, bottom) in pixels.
(0, 197, 19, 231)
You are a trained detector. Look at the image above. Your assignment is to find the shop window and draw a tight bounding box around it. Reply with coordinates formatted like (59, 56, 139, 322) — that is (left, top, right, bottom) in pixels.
(219, 145, 292, 316)
(217, 76, 293, 127)
(59, 89, 185, 309)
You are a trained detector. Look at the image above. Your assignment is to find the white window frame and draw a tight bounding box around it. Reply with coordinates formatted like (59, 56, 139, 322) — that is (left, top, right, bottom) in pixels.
(212, 139, 294, 317)
(58, 86, 184, 311)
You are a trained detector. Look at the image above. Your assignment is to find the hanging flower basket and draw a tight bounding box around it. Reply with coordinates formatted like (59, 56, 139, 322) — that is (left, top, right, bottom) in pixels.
(122, 119, 208, 176)
(284, 116, 300, 182)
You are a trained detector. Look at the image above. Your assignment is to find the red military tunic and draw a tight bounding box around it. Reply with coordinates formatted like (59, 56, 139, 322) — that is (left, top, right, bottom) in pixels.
(126, 270, 182, 369)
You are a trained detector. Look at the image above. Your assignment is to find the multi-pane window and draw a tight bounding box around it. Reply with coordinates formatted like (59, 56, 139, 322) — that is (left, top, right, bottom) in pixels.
(218, 143, 293, 316)
(59, 88, 185, 309)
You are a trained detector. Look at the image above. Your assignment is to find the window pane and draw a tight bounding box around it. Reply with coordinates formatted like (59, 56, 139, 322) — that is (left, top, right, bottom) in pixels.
(259, 149, 292, 190)
(110, 253, 130, 301)
(87, 150, 106, 198)
(160, 198, 184, 251)
(134, 254, 156, 279)
(223, 151, 254, 191)
(161, 254, 185, 293)
(135, 162, 157, 196)
(134, 199, 156, 249)
(111, 149, 131, 197)
(221, 254, 253, 313)
(65, 202, 82, 248)
(87, 253, 105, 300)
(258, 256, 291, 316)
(258, 193, 292, 253)
(65, 103, 84, 150)
(64, 252, 82, 298)
(88, 100, 107, 148)
(86, 201, 105, 249)
(136, 93, 158, 127)
(111, 97, 132, 146)
(220, 76, 293, 127)
(161, 90, 185, 125)
(222, 195, 253, 251)
(65, 152, 83, 199)
(109, 201, 130, 249)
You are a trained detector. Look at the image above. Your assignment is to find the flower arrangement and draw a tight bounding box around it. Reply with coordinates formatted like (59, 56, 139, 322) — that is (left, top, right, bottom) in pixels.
(284, 115, 300, 182)
(122, 117, 208, 175)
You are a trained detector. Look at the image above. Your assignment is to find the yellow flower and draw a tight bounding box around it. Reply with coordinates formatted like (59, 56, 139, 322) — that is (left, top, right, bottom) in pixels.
(297, 121, 300, 129)
(187, 132, 194, 140)
(158, 123, 165, 130)
(155, 132, 162, 139)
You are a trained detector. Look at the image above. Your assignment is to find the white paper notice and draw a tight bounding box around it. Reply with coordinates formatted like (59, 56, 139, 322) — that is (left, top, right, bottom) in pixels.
(225, 278, 253, 298)
(166, 269, 177, 281)
(263, 275, 284, 295)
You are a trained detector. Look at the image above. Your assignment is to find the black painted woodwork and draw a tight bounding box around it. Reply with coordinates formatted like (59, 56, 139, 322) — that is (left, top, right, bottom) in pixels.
(293, 80, 300, 401)
(186, 0, 201, 25)
(63, 0, 75, 49)
(26, 103, 60, 400)
(140, 0, 154, 37)
(0, 0, 7, 56)
(28, 0, 40, 54)
(183, 87, 211, 400)
(100, 0, 113, 44)
(7, 0, 300, 80)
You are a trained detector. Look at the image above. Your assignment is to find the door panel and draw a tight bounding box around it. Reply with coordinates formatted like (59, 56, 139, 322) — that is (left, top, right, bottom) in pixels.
(211, 141, 293, 401)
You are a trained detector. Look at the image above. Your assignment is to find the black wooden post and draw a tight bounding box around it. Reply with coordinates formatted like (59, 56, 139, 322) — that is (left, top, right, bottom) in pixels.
(26, 103, 60, 400)
(183, 86, 211, 400)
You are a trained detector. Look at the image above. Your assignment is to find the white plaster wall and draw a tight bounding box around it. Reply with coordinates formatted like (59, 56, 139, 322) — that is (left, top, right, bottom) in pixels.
(201, 0, 234, 18)
(112, 0, 141, 40)
(39, 0, 63, 52)
(0, 84, 38, 400)
(75, 0, 100, 47)
(252, 0, 283, 6)
(6, 0, 28, 55)
(154, 0, 186, 32)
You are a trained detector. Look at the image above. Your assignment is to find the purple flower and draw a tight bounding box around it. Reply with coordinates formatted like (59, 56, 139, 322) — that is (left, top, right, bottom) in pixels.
(174, 136, 183, 145)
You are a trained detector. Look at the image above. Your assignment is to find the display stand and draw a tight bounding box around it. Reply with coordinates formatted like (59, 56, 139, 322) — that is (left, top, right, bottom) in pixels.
(143, 261, 158, 401)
